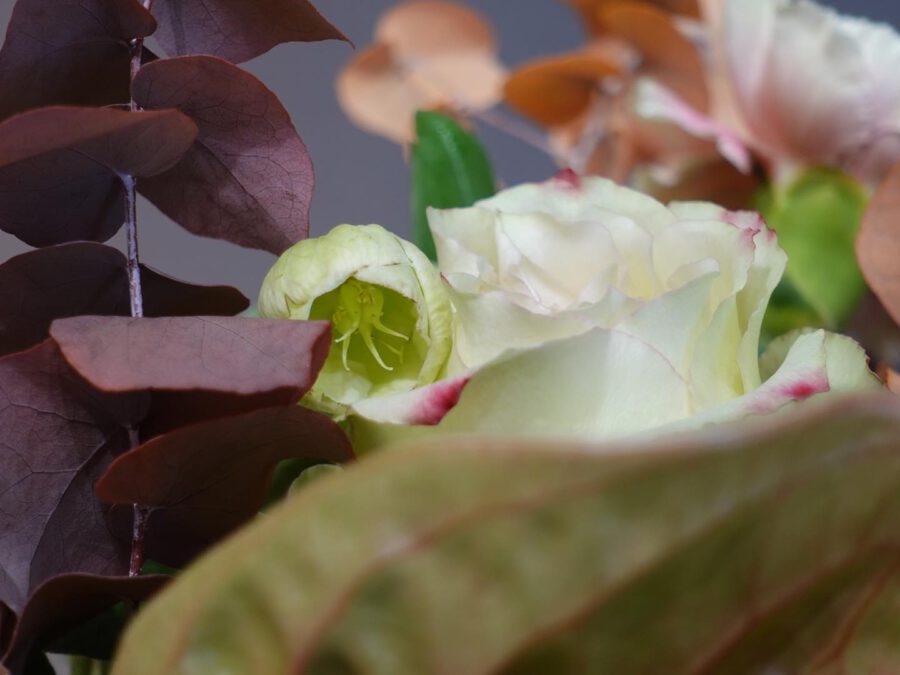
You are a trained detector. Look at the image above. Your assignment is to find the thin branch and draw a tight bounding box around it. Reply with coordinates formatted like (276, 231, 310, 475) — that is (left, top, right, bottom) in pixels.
(127, 428, 150, 578)
(468, 107, 561, 161)
(122, 173, 143, 319)
(125, 0, 154, 576)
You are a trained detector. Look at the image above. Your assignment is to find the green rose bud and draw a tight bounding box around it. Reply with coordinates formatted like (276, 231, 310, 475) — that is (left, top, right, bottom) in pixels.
(258, 224, 459, 423)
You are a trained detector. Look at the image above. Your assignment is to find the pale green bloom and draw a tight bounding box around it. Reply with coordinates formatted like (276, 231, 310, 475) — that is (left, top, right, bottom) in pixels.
(259, 224, 459, 424)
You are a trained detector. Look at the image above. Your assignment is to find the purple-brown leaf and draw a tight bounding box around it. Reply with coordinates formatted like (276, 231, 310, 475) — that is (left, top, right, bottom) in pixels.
(0, 0, 156, 120)
(133, 57, 314, 253)
(0, 243, 249, 357)
(1, 574, 168, 674)
(98, 405, 352, 566)
(0, 107, 197, 246)
(0, 341, 147, 613)
(141, 265, 250, 318)
(50, 315, 330, 395)
(151, 0, 347, 64)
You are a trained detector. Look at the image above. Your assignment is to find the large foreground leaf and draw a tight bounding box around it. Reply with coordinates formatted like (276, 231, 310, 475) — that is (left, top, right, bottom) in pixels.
(113, 394, 900, 674)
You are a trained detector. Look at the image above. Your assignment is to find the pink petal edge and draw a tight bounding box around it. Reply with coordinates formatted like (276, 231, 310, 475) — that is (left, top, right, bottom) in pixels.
(350, 374, 472, 426)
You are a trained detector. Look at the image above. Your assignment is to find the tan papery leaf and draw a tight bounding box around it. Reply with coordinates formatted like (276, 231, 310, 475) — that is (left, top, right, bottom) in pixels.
(598, 1, 708, 110)
(857, 165, 900, 326)
(565, 0, 701, 34)
(336, 1, 505, 144)
(504, 52, 624, 127)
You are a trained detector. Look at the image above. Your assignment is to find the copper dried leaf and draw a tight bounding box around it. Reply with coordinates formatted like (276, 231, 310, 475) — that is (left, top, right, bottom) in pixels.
(49, 315, 330, 396)
(888, 370, 900, 393)
(565, 0, 701, 34)
(336, 1, 505, 144)
(1, 574, 168, 675)
(0, 243, 248, 357)
(0, 0, 155, 120)
(504, 52, 623, 127)
(0, 341, 148, 613)
(598, 1, 708, 110)
(337, 44, 437, 144)
(636, 157, 759, 210)
(151, 0, 347, 64)
(0, 107, 197, 247)
(97, 405, 352, 567)
(132, 56, 313, 253)
(857, 165, 900, 326)
(375, 0, 497, 59)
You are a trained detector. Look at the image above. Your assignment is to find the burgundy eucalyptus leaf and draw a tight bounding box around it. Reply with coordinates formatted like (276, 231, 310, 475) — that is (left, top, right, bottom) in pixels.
(0, 604, 13, 658)
(0, 107, 197, 247)
(0, 243, 248, 357)
(132, 56, 314, 253)
(1, 574, 168, 675)
(97, 405, 353, 567)
(49, 315, 330, 396)
(0, 341, 148, 613)
(141, 265, 249, 318)
(0, 0, 156, 120)
(137, 390, 299, 441)
(151, 0, 347, 64)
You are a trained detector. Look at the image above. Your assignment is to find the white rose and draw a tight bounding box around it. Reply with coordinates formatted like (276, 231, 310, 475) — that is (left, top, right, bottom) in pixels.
(355, 172, 878, 444)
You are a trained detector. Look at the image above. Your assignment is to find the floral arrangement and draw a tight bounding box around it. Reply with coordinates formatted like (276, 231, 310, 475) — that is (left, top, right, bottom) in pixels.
(0, 0, 899, 673)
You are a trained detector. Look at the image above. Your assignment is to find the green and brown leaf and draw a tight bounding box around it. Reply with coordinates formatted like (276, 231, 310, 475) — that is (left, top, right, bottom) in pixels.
(113, 393, 900, 674)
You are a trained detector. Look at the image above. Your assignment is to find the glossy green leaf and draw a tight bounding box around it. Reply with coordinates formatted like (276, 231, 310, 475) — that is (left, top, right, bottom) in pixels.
(761, 168, 869, 333)
(410, 111, 495, 260)
(112, 394, 900, 675)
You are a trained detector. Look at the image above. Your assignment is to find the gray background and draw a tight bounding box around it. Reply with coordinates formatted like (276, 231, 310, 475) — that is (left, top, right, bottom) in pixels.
(0, 0, 896, 301)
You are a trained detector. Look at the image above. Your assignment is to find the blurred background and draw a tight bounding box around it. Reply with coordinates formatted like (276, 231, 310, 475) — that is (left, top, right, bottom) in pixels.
(0, 0, 896, 299)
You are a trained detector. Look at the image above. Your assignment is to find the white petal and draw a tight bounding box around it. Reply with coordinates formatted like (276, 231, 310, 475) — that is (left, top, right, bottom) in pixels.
(436, 329, 692, 440)
(447, 285, 635, 371)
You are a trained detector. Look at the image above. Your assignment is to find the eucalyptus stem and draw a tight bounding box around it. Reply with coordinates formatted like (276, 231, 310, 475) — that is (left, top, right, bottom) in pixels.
(124, 0, 154, 578)
(122, 173, 143, 319)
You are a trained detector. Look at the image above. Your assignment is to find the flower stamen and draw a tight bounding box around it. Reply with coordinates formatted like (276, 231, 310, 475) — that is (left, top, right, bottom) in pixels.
(332, 278, 411, 372)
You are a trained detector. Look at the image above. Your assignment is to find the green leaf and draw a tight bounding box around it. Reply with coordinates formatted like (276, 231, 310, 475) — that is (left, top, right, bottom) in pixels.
(410, 111, 495, 261)
(111, 394, 900, 675)
(760, 168, 869, 333)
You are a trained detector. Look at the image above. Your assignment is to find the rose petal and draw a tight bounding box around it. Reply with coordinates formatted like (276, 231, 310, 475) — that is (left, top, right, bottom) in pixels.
(435, 328, 691, 440)
(350, 373, 472, 425)
(634, 78, 752, 173)
(720, 0, 900, 182)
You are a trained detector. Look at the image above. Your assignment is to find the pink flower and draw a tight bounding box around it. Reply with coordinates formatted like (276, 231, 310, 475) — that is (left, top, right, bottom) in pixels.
(640, 0, 900, 185)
